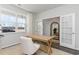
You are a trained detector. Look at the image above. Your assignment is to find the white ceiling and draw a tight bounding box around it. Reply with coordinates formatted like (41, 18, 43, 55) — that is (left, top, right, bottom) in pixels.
(15, 4, 63, 13)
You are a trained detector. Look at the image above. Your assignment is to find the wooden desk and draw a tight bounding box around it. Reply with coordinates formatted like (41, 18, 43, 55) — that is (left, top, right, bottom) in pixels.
(26, 34, 54, 55)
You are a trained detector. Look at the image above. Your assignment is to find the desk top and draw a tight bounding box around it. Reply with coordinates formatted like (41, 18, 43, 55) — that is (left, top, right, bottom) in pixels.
(26, 33, 54, 42)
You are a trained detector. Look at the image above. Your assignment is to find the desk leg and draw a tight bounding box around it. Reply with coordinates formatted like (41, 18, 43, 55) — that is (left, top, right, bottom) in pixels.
(47, 40, 52, 55)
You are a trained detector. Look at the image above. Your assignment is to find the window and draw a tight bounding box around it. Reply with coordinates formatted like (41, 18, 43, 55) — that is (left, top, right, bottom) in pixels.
(17, 16, 26, 29)
(0, 14, 16, 27)
(0, 13, 26, 33)
(0, 14, 16, 32)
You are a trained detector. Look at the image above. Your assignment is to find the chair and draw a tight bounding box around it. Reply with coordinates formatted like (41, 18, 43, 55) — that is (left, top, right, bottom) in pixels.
(20, 36, 40, 55)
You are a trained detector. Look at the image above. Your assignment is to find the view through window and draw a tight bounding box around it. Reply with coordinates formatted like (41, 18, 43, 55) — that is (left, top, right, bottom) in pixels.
(0, 13, 26, 32)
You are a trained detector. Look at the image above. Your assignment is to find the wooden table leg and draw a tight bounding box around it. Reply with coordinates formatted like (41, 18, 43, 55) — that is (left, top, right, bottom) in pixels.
(47, 40, 52, 55)
(49, 40, 52, 53)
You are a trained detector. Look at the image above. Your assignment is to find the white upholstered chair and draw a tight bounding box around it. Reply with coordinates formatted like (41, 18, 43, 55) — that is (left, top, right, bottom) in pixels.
(20, 36, 40, 55)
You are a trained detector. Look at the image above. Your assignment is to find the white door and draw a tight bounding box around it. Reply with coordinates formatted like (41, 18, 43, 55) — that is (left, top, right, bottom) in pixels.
(60, 13, 75, 49)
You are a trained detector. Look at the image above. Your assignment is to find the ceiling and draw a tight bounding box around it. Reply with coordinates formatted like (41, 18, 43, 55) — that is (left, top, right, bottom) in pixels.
(15, 4, 63, 13)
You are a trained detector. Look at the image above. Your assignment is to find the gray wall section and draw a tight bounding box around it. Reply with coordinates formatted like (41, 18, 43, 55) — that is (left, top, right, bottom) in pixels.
(43, 17, 60, 36)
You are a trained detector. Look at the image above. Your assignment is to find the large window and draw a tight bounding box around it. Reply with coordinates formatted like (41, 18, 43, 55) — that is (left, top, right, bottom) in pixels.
(0, 14, 16, 27)
(0, 13, 26, 33)
(17, 16, 26, 29)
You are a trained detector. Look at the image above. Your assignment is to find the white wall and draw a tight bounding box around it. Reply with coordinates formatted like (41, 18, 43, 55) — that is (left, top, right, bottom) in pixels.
(0, 32, 25, 48)
(0, 4, 28, 15)
(32, 13, 37, 34)
(34, 4, 79, 50)
(32, 13, 40, 34)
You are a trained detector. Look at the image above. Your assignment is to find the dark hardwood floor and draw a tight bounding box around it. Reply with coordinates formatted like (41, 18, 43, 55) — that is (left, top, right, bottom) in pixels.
(52, 42, 79, 55)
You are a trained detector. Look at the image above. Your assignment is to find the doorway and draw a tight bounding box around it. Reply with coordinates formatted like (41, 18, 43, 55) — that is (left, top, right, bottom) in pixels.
(49, 17, 60, 47)
(50, 21, 60, 44)
(43, 17, 60, 47)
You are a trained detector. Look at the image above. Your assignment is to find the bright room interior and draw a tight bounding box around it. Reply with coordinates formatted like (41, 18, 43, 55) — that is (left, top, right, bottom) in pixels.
(0, 4, 79, 55)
